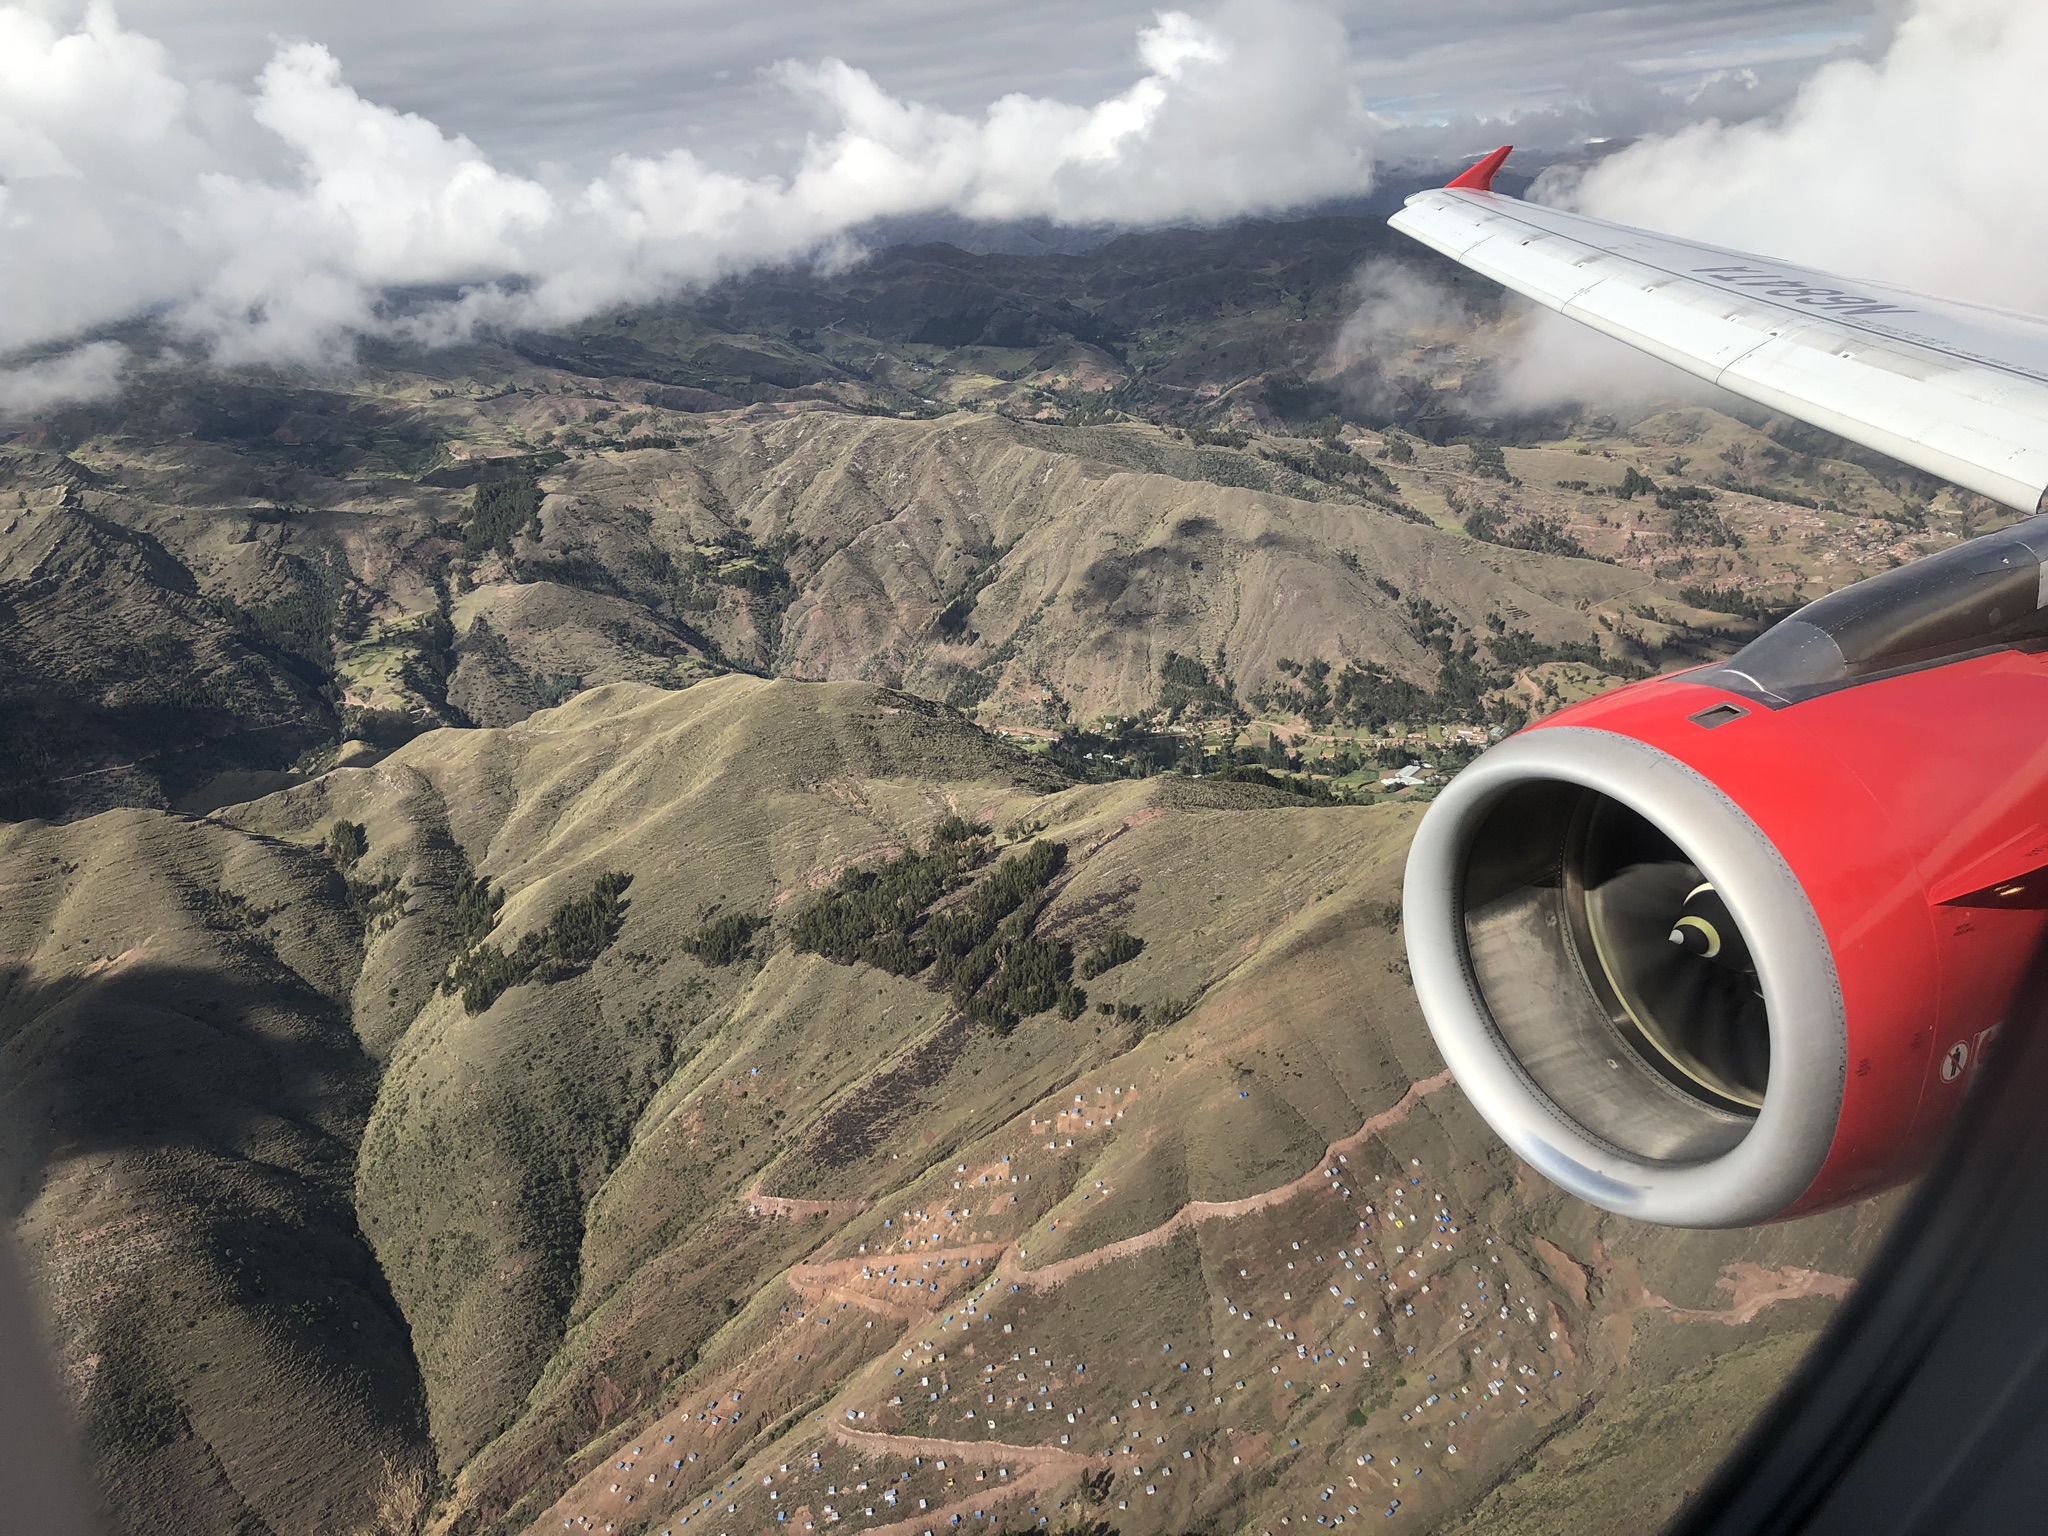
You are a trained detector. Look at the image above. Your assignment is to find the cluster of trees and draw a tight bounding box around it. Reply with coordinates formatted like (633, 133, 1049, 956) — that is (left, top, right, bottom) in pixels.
(224, 552, 350, 677)
(196, 885, 273, 937)
(1047, 719, 1187, 779)
(444, 872, 632, 1014)
(1479, 612, 1606, 670)
(395, 596, 461, 722)
(1616, 466, 1660, 500)
(1270, 656, 1334, 718)
(932, 544, 1003, 641)
(1256, 602, 1617, 733)
(464, 458, 551, 556)
(792, 820, 1085, 1032)
(454, 868, 504, 946)
(1263, 436, 1403, 498)
(627, 531, 796, 611)
(684, 910, 767, 966)
(1468, 443, 1516, 483)
(1453, 449, 1763, 557)
(790, 818, 988, 972)
(1463, 505, 1594, 559)
(1171, 419, 1425, 519)
(1679, 584, 1801, 623)
(1666, 496, 1740, 547)
(945, 669, 1000, 712)
(1156, 651, 1238, 721)
(1096, 994, 1193, 1030)
(1718, 478, 1820, 510)
(325, 819, 367, 868)
(1209, 763, 1350, 801)
(1445, 482, 1597, 560)
(1077, 931, 1144, 980)
(345, 870, 405, 931)
(320, 819, 403, 930)
(1602, 466, 1744, 546)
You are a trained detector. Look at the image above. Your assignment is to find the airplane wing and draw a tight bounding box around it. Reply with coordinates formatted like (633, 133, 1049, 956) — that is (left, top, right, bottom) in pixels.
(1388, 146, 2048, 514)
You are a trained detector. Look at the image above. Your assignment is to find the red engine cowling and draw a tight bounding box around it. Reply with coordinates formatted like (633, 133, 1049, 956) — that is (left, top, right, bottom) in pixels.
(1403, 523, 2048, 1226)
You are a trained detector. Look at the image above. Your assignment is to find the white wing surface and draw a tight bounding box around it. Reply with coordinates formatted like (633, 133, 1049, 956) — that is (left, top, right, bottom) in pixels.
(1389, 157, 2048, 513)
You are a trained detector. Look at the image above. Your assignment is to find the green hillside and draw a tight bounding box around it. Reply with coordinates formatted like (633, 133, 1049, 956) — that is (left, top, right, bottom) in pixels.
(0, 214, 1953, 1536)
(4, 679, 1897, 1535)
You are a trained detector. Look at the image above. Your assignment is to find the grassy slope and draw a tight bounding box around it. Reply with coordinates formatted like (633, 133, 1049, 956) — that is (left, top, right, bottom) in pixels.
(677, 412, 1643, 716)
(8, 677, 1903, 1536)
(0, 810, 432, 1536)
(1438, 1331, 1823, 1536)
(223, 677, 1066, 1480)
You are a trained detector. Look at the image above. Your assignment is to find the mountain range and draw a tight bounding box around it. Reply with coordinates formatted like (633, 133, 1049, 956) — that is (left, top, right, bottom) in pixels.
(0, 211, 1986, 1535)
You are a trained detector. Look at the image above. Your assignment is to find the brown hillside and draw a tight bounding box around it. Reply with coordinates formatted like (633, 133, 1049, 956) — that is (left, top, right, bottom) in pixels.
(0, 677, 1895, 1535)
(0, 810, 431, 1535)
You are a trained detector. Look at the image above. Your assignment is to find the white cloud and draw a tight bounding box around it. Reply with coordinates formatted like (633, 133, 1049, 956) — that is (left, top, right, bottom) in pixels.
(0, 341, 128, 416)
(104, 1, 1878, 178)
(1483, 307, 1719, 417)
(0, 5, 216, 351)
(0, 1, 1377, 375)
(1561, 0, 2048, 314)
(1354, 0, 2047, 425)
(1326, 257, 1714, 422)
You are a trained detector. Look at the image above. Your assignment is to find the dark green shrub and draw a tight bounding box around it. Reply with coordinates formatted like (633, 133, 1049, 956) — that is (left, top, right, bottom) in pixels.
(325, 820, 367, 868)
(1077, 931, 1143, 980)
(791, 840, 979, 973)
(792, 833, 1077, 1031)
(445, 871, 632, 1014)
(454, 869, 503, 946)
(1468, 442, 1512, 481)
(685, 911, 766, 966)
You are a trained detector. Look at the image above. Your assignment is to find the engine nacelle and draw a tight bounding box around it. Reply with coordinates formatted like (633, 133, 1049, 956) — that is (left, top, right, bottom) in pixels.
(1405, 521, 2048, 1226)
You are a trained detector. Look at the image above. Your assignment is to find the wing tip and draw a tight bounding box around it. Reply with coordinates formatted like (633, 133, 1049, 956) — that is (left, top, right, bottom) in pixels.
(1446, 145, 1513, 192)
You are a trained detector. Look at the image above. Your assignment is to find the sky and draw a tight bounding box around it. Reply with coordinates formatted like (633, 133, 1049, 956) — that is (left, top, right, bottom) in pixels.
(100, 1, 1887, 175)
(15, 0, 2048, 413)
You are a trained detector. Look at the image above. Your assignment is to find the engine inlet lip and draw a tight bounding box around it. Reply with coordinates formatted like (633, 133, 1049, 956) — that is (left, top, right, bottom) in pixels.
(1404, 726, 1847, 1228)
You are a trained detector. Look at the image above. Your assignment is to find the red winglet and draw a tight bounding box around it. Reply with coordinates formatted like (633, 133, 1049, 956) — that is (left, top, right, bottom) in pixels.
(1446, 145, 1512, 192)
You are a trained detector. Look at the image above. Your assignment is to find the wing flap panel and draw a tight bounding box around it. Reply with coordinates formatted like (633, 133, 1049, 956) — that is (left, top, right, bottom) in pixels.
(1559, 272, 1781, 378)
(1389, 189, 2048, 512)
(1722, 336, 2048, 508)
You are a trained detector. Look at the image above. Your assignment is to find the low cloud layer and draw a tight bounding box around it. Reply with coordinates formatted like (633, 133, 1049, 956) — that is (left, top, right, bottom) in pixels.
(1362, 0, 2048, 424)
(1562, 0, 2048, 313)
(1327, 257, 1715, 426)
(0, 1, 1370, 396)
(0, 342, 129, 416)
(9, 0, 1978, 419)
